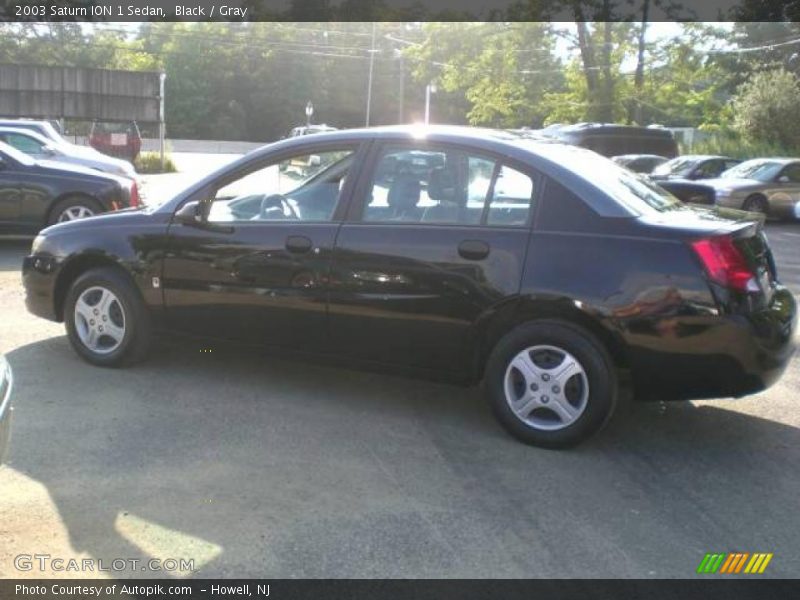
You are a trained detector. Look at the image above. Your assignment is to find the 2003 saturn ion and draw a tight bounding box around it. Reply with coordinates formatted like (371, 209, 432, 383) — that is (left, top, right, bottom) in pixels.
(22, 126, 797, 448)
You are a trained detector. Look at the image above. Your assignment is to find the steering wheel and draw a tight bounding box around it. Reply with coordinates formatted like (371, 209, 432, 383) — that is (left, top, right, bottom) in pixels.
(255, 194, 299, 220)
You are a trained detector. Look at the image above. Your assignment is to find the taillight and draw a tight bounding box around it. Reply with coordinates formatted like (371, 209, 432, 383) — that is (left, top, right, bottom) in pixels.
(129, 181, 140, 208)
(691, 236, 758, 293)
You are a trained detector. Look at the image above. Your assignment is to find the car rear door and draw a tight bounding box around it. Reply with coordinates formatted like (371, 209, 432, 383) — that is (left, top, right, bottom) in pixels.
(328, 140, 536, 374)
(161, 141, 366, 349)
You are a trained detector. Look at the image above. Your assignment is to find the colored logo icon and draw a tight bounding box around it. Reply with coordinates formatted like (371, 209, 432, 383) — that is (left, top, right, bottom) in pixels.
(697, 553, 773, 574)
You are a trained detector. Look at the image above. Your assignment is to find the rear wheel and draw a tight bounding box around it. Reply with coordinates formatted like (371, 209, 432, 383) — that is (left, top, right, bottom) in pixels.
(742, 194, 768, 215)
(64, 267, 152, 367)
(48, 196, 102, 225)
(484, 320, 618, 449)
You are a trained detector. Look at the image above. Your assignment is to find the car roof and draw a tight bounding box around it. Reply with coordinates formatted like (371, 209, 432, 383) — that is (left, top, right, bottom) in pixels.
(157, 125, 642, 219)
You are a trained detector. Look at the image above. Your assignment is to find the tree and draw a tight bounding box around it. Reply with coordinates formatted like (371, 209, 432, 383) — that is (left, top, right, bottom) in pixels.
(731, 68, 800, 151)
(406, 23, 562, 127)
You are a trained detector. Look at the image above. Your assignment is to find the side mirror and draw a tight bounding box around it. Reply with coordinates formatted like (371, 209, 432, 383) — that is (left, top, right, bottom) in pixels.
(174, 200, 203, 225)
(0, 157, 5, 170)
(42, 145, 56, 156)
(308, 155, 322, 167)
(778, 175, 790, 183)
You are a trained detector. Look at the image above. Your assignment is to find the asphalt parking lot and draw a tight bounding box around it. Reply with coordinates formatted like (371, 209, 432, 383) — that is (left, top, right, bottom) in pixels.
(0, 169, 798, 578)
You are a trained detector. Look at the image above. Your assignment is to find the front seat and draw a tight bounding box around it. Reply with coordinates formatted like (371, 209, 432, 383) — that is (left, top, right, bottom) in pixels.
(387, 172, 422, 221)
(422, 167, 460, 223)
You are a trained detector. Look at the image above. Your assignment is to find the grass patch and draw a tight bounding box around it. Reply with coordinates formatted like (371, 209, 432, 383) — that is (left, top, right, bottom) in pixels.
(135, 151, 177, 174)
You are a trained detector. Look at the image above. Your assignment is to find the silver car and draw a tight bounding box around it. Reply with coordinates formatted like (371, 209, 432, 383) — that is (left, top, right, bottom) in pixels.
(706, 158, 800, 220)
(0, 354, 12, 465)
(0, 126, 137, 179)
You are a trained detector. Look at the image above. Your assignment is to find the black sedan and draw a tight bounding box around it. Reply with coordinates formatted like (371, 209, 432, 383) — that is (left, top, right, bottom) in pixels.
(651, 155, 741, 181)
(0, 142, 139, 235)
(21, 126, 797, 448)
(611, 154, 667, 174)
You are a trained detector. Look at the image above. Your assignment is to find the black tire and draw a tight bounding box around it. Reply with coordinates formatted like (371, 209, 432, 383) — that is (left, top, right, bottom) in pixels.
(47, 196, 102, 226)
(742, 194, 768, 215)
(64, 267, 152, 367)
(483, 320, 618, 449)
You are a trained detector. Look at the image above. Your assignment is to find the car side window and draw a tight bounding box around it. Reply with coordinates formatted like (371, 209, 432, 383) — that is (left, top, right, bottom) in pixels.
(5, 133, 44, 155)
(486, 165, 534, 226)
(780, 164, 800, 183)
(361, 145, 533, 227)
(207, 148, 355, 223)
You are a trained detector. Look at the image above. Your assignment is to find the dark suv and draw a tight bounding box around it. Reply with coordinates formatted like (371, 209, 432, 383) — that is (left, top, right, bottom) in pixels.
(21, 126, 797, 448)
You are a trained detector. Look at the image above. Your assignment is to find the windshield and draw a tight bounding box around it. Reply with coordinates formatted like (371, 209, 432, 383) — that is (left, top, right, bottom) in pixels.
(0, 141, 36, 166)
(721, 160, 783, 182)
(652, 156, 698, 176)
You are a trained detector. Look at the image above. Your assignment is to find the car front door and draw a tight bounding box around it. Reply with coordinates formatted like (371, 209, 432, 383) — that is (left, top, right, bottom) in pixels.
(161, 143, 364, 349)
(771, 162, 800, 216)
(328, 141, 536, 374)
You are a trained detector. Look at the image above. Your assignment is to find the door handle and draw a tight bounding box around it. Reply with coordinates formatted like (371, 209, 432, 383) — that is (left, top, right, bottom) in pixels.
(458, 239, 490, 261)
(286, 235, 313, 254)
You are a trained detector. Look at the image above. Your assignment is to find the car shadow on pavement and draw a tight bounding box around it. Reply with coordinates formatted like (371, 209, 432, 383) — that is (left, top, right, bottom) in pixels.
(4, 335, 800, 578)
(0, 240, 31, 272)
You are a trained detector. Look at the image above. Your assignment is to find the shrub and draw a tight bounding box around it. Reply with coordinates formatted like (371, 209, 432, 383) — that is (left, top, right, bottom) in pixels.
(731, 68, 800, 152)
(682, 132, 796, 160)
(134, 151, 177, 174)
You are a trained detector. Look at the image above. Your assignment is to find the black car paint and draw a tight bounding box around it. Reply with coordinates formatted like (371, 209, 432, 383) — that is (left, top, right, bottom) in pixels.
(0, 150, 130, 234)
(22, 127, 797, 401)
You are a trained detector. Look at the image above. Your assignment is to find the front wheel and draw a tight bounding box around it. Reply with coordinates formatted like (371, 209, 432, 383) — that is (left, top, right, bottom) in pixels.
(48, 196, 102, 225)
(64, 267, 152, 367)
(484, 320, 618, 449)
(742, 194, 768, 215)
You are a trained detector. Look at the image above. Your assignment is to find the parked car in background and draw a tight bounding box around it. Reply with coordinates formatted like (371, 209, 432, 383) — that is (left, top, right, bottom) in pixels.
(0, 142, 139, 234)
(287, 124, 338, 138)
(22, 126, 796, 448)
(612, 154, 668, 173)
(89, 121, 142, 162)
(0, 353, 12, 466)
(657, 179, 716, 207)
(543, 123, 678, 159)
(704, 158, 800, 219)
(0, 127, 137, 179)
(651, 155, 741, 181)
(0, 119, 68, 145)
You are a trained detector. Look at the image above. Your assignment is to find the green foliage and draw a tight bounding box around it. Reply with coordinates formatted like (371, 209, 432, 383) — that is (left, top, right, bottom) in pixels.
(684, 134, 795, 160)
(134, 151, 177, 174)
(731, 68, 800, 151)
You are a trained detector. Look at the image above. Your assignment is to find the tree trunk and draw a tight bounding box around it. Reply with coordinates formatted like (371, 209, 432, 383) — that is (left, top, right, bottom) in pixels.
(633, 0, 650, 124)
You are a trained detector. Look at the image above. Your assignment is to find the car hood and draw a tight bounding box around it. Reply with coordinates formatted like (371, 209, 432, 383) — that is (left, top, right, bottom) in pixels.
(702, 177, 763, 191)
(34, 160, 130, 186)
(40, 205, 156, 236)
(61, 144, 135, 172)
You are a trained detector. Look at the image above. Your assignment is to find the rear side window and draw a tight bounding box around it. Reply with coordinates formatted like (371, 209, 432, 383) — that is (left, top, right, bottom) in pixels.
(361, 144, 534, 227)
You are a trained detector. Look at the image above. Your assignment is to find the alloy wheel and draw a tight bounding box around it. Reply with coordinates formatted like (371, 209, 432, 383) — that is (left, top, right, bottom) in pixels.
(73, 286, 126, 354)
(503, 345, 590, 431)
(58, 205, 95, 222)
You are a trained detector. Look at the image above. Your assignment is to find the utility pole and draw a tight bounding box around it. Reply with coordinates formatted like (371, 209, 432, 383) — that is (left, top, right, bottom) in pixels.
(396, 49, 404, 123)
(365, 22, 377, 127)
(424, 82, 436, 124)
(159, 72, 166, 171)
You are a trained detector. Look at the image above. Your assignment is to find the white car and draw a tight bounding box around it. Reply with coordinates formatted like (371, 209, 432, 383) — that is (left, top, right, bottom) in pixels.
(0, 125, 137, 179)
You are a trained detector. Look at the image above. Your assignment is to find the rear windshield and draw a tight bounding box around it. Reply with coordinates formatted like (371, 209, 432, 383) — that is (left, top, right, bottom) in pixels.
(545, 146, 681, 214)
(652, 156, 699, 176)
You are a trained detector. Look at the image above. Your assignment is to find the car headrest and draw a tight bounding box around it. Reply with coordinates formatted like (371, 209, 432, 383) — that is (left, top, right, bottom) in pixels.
(428, 167, 458, 202)
(387, 172, 421, 210)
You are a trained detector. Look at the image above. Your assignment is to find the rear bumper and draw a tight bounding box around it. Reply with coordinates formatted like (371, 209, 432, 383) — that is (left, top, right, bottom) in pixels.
(630, 286, 797, 401)
(22, 254, 62, 322)
(0, 359, 13, 465)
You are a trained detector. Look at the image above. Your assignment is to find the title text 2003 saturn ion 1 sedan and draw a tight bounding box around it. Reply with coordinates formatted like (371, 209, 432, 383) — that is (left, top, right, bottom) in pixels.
(22, 126, 797, 448)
